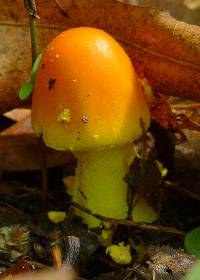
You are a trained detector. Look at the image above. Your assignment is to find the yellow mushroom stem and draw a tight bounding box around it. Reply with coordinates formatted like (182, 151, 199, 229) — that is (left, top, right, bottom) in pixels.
(67, 144, 158, 228)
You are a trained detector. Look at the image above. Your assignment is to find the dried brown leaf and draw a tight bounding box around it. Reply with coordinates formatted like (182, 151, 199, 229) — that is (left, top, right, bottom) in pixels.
(183, 0, 200, 10)
(1, 0, 200, 114)
(4, 109, 31, 122)
(151, 94, 177, 129)
(0, 0, 76, 114)
(66, 0, 200, 101)
(144, 245, 196, 280)
(0, 115, 74, 171)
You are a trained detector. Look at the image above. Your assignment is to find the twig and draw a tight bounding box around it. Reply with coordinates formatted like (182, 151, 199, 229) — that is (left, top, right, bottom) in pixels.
(0, 201, 35, 222)
(164, 180, 200, 201)
(24, 258, 50, 269)
(171, 103, 200, 110)
(71, 201, 185, 237)
(122, 269, 134, 280)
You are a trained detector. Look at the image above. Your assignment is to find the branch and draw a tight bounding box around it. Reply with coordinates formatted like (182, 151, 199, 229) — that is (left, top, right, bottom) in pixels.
(71, 201, 186, 237)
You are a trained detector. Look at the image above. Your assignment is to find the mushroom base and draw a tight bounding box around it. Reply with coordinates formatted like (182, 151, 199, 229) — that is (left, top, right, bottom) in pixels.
(69, 144, 134, 228)
(68, 144, 158, 228)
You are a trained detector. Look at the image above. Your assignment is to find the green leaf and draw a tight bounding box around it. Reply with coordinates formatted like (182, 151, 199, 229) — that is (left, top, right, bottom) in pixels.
(19, 52, 42, 100)
(19, 82, 33, 100)
(184, 227, 200, 259)
(183, 262, 200, 280)
(31, 52, 42, 83)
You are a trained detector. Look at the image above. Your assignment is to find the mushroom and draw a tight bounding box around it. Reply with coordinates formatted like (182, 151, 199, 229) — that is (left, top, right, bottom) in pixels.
(32, 27, 156, 228)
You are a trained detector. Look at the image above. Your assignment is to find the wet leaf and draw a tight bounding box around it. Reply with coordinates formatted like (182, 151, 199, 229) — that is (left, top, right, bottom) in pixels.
(125, 155, 162, 212)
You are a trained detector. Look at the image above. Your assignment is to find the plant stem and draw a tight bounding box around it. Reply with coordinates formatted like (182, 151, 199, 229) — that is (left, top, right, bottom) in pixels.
(164, 180, 200, 201)
(24, 0, 48, 204)
(24, 0, 39, 64)
(38, 137, 48, 205)
(29, 15, 38, 64)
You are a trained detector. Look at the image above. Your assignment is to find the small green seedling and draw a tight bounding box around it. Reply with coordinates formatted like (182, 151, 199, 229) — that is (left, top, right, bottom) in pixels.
(184, 227, 200, 259)
(19, 52, 42, 100)
(183, 261, 200, 280)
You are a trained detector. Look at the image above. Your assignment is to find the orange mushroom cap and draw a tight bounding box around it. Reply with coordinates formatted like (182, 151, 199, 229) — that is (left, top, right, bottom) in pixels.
(32, 27, 150, 151)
